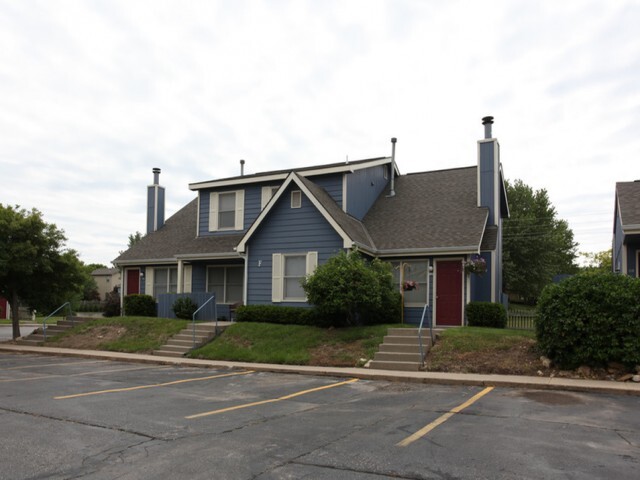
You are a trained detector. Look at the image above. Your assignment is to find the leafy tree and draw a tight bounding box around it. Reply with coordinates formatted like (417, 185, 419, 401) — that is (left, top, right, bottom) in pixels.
(580, 249, 612, 273)
(79, 263, 106, 302)
(503, 180, 578, 304)
(128, 231, 143, 248)
(302, 249, 401, 326)
(0, 204, 85, 339)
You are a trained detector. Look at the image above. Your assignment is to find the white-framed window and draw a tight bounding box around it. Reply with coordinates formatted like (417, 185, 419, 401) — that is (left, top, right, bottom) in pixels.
(291, 190, 302, 208)
(206, 266, 243, 304)
(209, 190, 244, 231)
(153, 267, 178, 296)
(261, 186, 280, 209)
(272, 252, 318, 302)
(391, 260, 429, 306)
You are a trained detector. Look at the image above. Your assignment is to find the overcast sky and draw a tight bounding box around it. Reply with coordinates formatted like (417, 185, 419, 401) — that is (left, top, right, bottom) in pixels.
(1, 0, 638, 266)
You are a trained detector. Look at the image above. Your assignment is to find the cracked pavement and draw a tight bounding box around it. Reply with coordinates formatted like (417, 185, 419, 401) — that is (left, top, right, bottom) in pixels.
(1, 352, 639, 479)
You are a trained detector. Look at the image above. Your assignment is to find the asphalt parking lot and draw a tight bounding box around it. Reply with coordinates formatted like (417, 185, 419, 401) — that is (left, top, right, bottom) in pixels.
(1, 352, 639, 479)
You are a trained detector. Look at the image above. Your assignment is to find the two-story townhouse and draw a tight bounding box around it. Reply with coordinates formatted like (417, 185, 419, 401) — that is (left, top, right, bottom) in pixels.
(114, 116, 509, 325)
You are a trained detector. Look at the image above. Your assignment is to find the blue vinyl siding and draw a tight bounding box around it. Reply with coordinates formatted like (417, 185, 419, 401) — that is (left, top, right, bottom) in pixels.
(309, 173, 343, 206)
(246, 184, 345, 305)
(191, 263, 207, 292)
(479, 141, 496, 225)
(627, 242, 639, 277)
(146, 187, 154, 234)
(470, 252, 492, 302)
(346, 165, 389, 220)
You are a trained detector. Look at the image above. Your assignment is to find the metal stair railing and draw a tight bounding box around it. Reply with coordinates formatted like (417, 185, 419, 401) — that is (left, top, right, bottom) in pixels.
(417, 304, 433, 365)
(191, 294, 216, 349)
(42, 302, 72, 341)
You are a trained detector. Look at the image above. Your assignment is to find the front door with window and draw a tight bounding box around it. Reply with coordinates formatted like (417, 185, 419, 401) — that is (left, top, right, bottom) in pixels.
(435, 260, 463, 326)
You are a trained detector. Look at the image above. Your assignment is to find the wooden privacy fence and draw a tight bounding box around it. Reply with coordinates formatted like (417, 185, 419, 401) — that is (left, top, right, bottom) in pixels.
(157, 292, 217, 320)
(507, 309, 537, 330)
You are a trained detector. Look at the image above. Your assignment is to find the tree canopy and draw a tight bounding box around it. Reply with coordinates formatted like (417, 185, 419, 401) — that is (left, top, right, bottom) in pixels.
(0, 204, 85, 338)
(503, 180, 578, 304)
(580, 249, 612, 274)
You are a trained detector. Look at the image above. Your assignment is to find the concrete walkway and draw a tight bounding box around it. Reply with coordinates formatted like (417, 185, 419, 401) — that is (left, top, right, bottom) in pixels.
(1, 343, 639, 396)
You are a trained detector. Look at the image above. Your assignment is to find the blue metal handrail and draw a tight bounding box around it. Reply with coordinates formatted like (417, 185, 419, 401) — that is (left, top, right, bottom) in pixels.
(417, 304, 433, 365)
(42, 302, 72, 341)
(191, 294, 216, 349)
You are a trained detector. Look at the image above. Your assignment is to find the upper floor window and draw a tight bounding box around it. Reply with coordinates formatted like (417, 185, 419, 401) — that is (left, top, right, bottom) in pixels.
(291, 190, 302, 208)
(209, 190, 244, 231)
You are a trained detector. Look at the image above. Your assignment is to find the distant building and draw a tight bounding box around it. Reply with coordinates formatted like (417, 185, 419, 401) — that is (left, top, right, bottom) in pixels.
(91, 268, 121, 300)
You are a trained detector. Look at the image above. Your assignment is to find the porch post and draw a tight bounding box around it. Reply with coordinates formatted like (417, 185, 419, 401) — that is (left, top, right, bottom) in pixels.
(177, 259, 184, 294)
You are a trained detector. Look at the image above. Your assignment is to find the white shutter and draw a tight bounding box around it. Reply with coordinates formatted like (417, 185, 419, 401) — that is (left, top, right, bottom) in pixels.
(261, 186, 272, 209)
(209, 192, 219, 232)
(272, 253, 283, 302)
(183, 265, 192, 293)
(306, 251, 318, 275)
(144, 268, 154, 297)
(235, 190, 244, 230)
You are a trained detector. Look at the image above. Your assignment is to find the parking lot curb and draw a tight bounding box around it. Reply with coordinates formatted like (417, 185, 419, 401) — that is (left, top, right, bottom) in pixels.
(1, 343, 639, 396)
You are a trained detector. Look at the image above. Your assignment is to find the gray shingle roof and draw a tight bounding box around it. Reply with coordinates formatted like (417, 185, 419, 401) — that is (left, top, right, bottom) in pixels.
(91, 267, 119, 276)
(617, 181, 640, 228)
(113, 199, 242, 264)
(363, 167, 488, 252)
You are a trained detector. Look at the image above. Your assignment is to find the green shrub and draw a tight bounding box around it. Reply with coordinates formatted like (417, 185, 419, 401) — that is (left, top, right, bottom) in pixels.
(172, 297, 198, 319)
(123, 294, 156, 317)
(536, 273, 640, 369)
(103, 291, 121, 317)
(466, 302, 507, 328)
(235, 305, 326, 326)
(302, 250, 401, 327)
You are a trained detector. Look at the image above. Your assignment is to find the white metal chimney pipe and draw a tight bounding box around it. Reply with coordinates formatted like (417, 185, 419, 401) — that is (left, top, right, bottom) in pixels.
(388, 137, 397, 197)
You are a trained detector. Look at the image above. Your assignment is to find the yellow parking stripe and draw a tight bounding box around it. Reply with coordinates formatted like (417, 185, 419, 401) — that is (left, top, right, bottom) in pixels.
(397, 386, 494, 447)
(0, 365, 166, 383)
(55, 370, 255, 399)
(186, 378, 359, 419)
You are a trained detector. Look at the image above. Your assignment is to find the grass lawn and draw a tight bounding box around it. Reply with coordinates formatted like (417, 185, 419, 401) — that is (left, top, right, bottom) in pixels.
(48, 317, 188, 353)
(0, 316, 63, 325)
(189, 322, 401, 366)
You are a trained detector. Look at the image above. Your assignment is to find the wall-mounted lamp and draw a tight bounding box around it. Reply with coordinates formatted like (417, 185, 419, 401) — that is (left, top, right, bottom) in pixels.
(258, 260, 262, 267)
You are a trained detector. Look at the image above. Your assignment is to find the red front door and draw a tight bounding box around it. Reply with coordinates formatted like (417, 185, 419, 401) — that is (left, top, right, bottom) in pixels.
(126, 269, 140, 295)
(436, 260, 463, 326)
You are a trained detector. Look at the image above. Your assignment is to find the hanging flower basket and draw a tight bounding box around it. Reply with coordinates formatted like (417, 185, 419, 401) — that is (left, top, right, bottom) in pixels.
(403, 280, 418, 291)
(464, 255, 487, 275)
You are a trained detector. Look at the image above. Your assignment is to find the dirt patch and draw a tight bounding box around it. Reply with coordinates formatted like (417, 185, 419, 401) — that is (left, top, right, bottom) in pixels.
(309, 340, 368, 367)
(53, 326, 127, 349)
(423, 337, 623, 381)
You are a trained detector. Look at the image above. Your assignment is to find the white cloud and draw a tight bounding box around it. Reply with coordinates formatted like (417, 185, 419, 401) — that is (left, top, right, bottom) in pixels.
(1, 0, 638, 264)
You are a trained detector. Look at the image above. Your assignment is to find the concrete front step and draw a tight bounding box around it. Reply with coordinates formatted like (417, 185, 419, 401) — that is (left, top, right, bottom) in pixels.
(152, 324, 227, 357)
(373, 351, 423, 363)
(369, 360, 422, 371)
(382, 335, 427, 345)
(15, 339, 42, 346)
(378, 343, 423, 354)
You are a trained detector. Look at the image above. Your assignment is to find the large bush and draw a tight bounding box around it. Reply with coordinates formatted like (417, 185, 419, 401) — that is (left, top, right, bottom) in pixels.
(302, 250, 401, 327)
(536, 273, 640, 369)
(172, 297, 198, 320)
(466, 302, 506, 328)
(235, 305, 323, 326)
(123, 294, 157, 317)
